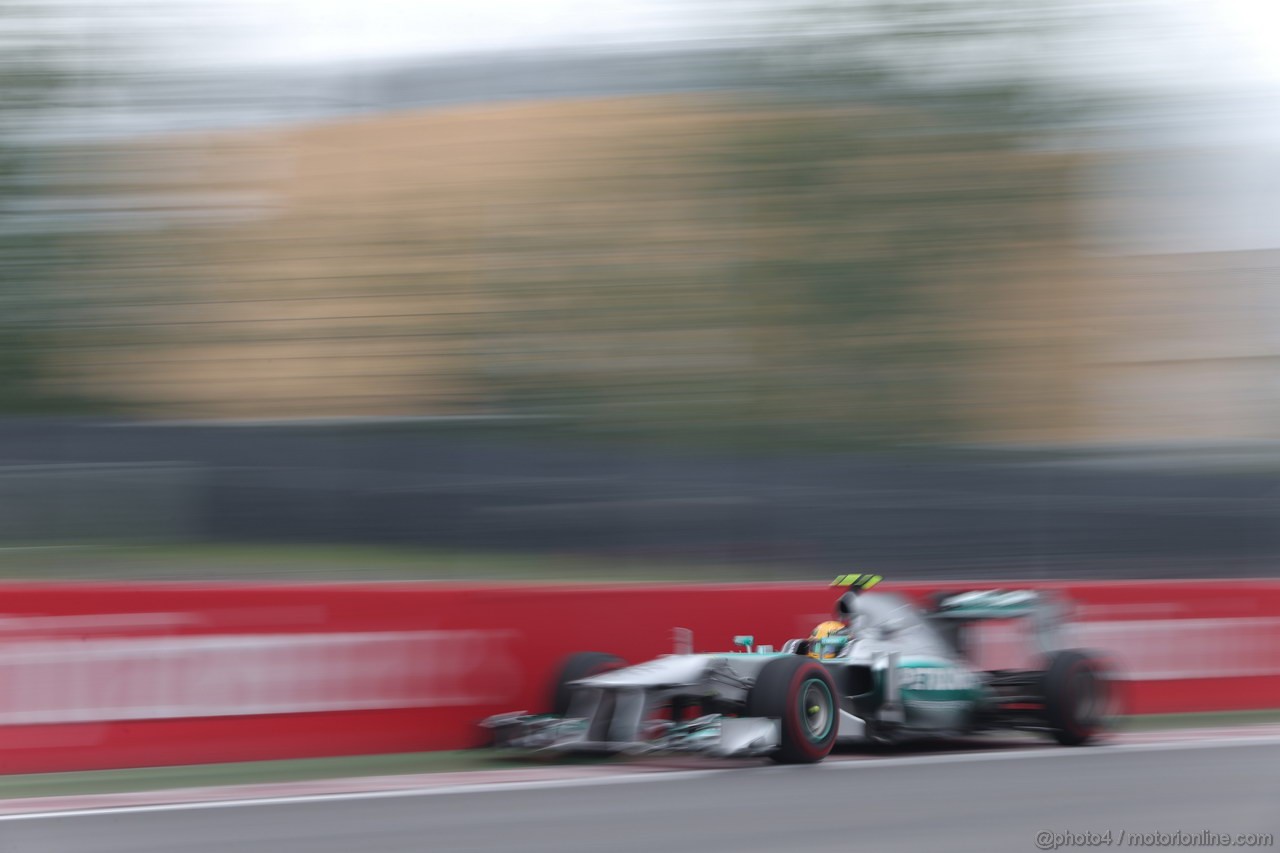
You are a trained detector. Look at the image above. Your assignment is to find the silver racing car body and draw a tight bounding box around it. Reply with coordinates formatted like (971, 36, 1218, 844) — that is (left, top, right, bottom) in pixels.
(483, 578, 1114, 764)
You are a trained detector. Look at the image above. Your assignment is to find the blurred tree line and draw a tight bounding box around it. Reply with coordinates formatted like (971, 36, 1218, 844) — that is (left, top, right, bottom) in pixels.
(0, 0, 105, 412)
(476, 0, 1098, 449)
(0, 0, 1115, 447)
(1, 0, 63, 409)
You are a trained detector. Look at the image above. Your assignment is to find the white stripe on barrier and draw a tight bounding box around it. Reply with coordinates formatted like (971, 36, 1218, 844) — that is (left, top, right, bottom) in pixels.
(968, 617, 1280, 680)
(0, 614, 1272, 727)
(0, 631, 522, 725)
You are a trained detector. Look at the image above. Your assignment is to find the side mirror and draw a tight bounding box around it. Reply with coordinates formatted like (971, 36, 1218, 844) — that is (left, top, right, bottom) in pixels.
(733, 635, 755, 652)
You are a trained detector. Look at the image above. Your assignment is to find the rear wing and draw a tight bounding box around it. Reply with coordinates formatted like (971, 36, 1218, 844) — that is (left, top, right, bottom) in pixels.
(926, 589, 1068, 657)
(931, 589, 1046, 620)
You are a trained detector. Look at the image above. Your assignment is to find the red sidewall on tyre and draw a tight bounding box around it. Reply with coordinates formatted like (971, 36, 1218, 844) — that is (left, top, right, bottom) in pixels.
(783, 663, 837, 761)
(747, 657, 839, 764)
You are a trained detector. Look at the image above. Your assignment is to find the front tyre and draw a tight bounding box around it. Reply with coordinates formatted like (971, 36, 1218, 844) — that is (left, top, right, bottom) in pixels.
(551, 651, 624, 716)
(747, 657, 839, 764)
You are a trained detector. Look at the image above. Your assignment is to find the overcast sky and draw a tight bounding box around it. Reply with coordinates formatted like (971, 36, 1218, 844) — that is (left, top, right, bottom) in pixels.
(59, 0, 1280, 253)
(138, 0, 703, 66)
(133, 0, 1276, 87)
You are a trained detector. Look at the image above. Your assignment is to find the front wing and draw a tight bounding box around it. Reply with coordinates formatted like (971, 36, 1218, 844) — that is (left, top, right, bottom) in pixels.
(483, 710, 781, 757)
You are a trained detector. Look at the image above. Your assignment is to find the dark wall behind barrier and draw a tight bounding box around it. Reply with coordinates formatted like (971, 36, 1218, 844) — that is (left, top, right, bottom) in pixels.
(2, 419, 1278, 578)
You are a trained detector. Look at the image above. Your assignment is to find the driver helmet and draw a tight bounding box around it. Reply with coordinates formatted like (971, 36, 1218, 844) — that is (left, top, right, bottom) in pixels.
(808, 620, 850, 659)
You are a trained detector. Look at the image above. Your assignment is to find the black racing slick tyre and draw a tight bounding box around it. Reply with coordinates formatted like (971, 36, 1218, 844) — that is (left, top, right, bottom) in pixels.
(551, 652, 624, 716)
(747, 657, 839, 764)
(1042, 649, 1111, 746)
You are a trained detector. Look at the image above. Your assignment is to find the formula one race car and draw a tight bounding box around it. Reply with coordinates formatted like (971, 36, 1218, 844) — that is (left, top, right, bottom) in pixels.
(482, 575, 1116, 764)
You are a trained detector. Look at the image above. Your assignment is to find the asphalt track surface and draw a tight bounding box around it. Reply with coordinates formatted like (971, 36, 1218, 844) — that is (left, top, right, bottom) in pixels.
(3, 735, 1278, 853)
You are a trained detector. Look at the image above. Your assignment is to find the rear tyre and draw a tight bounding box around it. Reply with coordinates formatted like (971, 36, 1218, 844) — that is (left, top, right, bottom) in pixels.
(551, 651, 624, 716)
(1041, 649, 1111, 746)
(747, 657, 839, 764)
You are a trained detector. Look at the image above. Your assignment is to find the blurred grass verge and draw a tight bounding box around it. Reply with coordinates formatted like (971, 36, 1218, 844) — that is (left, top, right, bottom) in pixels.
(0, 543, 787, 582)
(1116, 709, 1280, 731)
(0, 711, 1277, 800)
(0, 750, 554, 801)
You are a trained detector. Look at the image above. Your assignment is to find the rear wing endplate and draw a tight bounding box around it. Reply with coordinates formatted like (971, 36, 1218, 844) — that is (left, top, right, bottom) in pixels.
(930, 589, 1044, 619)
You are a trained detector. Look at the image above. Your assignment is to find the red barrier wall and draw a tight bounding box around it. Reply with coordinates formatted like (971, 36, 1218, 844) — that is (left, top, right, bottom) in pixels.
(0, 579, 1275, 774)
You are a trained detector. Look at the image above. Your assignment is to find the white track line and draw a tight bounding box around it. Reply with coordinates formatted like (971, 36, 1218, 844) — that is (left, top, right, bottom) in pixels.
(814, 733, 1280, 771)
(3, 733, 1280, 823)
(0, 769, 735, 822)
